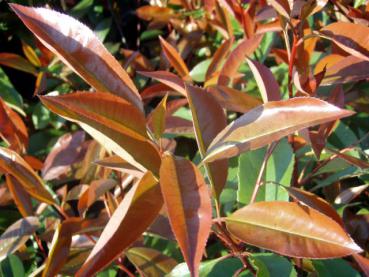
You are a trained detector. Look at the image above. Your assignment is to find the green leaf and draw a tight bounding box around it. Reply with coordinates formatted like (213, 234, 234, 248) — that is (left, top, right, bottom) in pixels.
(0, 255, 25, 277)
(94, 18, 112, 42)
(0, 67, 23, 115)
(312, 259, 360, 277)
(190, 59, 212, 82)
(167, 257, 251, 277)
(252, 253, 297, 277)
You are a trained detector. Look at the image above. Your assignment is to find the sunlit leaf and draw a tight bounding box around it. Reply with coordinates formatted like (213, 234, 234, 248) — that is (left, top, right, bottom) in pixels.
(40, 92, 161, 175)
(204, 97, 354, 163)
(206, 38, 233, 81)
(160, 154, 212, 277)
(0, 147, 55, 205)
(126, 247, 177, 276)
(5, 175, 33, 217)
(149, 93, 168, 141)
(320, 22, 369, 62)
(334, 184, 369, 205)
(0, 53, 37, 75)
(186, 85, 227, 200)
(136, 6, 175, 22)
(159, 37, 190, 79)
(218, 35, 263, 86)
(0, 217, 39, 262)
(10, 4, 143, 111)
(139, 71, 186, 96)
(226, 201, 362, 258)
(76, 172, 163, 276)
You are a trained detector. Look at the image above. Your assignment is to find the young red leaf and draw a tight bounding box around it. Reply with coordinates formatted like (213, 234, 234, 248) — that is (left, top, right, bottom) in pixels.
(0, 217, 39, 261)
(204, 97, 354, 163)
(206, 38, 233, 81)
(40, 92, 161, 175)
(6, 175, 33, 217)
(218, 34, 263, 86)
(246, 58, 281, 102)
(353, 254, 369, 276)
(76, 172, 163, 277)
(285, 186, 344, 226)
(0, 53, 37, 75)
(126, 247, 177, 276)
(186, 85, 228, 200)
(139, 71, 186, 96)
(136, 6, 175, 23)
(78, 179, 117, 215)
(226, 201, 362, 258)
(10, 4, 143, 112)
(208, 86, 262, 113)
(160, 154, 212, 277)
(320, 22, 369, 62)
(334, 184, 369, 205)
(159, 37, 190, 79)
(148, 93, 169, 141)
(0, 147, 55, 205)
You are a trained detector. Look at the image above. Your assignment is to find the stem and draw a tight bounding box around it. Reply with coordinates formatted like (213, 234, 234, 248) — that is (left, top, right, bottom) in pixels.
(116, 263, 136, 277)
(288, 33, 298, 98)
(249, 142, 277, 204)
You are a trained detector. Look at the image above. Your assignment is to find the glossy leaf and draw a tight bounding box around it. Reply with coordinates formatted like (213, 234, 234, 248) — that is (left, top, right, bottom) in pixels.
(353, 254, 369, 276)
(126, 247, 177, 276)
(204, 97, 354, 163)
(186, 85, 227, 200)
(76, 172, 163, 276)
(40, 92, 161, 175)
(160, 154, 212, 277)
(218, 35, 263, 86)
(0, 147, 55, 205)
(139, 71, 186, 96)
(0, 217, 39, 261)
(206, 38, 233, 81)
(226, 201, 362, 258)
(10, 4, 143, 111)
(312, 259, 361, 276)
(285, 186, 344, 226)
(149, 93, 168, 140)
(320, 22, 369, 62)
(78, 179, 117, 215)
(246, 58, 281, 102)
(208, 86, 262, 113)
(334, 184, 369, 204)
(159, 37, 190, 79)
(5, 175, 33, 217)
(136, 6, 175, 22)
(0, 53, 37, 75)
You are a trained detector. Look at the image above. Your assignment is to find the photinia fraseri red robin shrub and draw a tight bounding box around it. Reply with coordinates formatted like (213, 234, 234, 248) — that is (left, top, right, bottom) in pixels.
(0, 0, 368, 276)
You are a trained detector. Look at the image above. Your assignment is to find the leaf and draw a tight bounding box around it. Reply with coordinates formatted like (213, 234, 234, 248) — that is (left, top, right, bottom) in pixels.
(319, 56, 369, 85)
(78, 179, 117, 215)
(40, 92, 161, 175)
(10, 4, 143, 112)
(334, 184, 369, 204)
(168, 257, 248, 277)
(285, 186, 344, 226)
(0, 217, 39, 261)
(226, 201, 362, 258)
(206, 38, 233, 81)
(139, 71, 186, 96)
(186, 85, 228, 200)
(43, 217, 106, 277)
(0, 67, 23, 115)
(353, 254, 369, 276)
(149, 93, 168, 140)
(208, 86, 262, 113)
(94, 155, 144, 179)
(0, 53, 37, 75)
(190, 59, 212, 83)
(5, 175, 33, 217)
(204, 97, 354, 163)
(246, 58, 281, 102)
(159, 37, 190, 79)
(160, 154, 212, 277)
(136, 6, 175, 22)
(251, 253, 297, 277)
(218, 35, 263, 86)
(126, 247, 177, 276)
(42, 131, 85, 180)
(76, 172, 163, 276)
(0, 255, 25, 277)
(312, 259, 361, 277)
(320, 22, 369, 62)
(0, 147, 55, 205)
(269, 0, 291, 18)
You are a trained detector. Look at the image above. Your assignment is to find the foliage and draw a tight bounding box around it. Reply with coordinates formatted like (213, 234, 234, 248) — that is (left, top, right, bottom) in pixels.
(0, 0, 369, 276)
